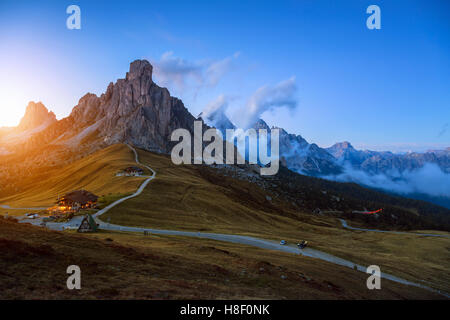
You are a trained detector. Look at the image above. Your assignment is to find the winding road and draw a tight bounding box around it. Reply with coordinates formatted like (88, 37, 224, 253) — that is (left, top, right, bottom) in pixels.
(17, 144, 450, 298)
(339, 219, 450, 238)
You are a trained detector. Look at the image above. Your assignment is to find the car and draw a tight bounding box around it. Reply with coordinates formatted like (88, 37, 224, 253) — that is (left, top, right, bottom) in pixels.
(297, 241, 308, 249)
(280, 240, 287, 245)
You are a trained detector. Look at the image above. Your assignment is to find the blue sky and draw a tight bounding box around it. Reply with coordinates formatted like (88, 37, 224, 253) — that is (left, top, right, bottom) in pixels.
(0, 0, 449, 152)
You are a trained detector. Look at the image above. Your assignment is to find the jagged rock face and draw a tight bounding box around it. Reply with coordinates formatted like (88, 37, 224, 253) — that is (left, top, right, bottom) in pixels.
(68, 60, 197, 153)
(17, 102, 56, 132)
(326, 142, 382, 169)
(251, 120, 342, 176)
(277, 129, 341, 176)
(199, 114, 342, 175)
(327, 141, 356, 159)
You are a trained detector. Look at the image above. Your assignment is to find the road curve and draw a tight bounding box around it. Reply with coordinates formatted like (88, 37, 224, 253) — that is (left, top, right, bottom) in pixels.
(93, 144, 156, 219)
(339, 219, 450, 238)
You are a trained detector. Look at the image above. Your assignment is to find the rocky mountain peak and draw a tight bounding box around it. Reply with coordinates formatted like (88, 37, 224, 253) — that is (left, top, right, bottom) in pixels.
(126, 59, 153, 81)
(251, 119, 270, 130)
(334, 141, 354, 150)
(17, 101, 56, 132)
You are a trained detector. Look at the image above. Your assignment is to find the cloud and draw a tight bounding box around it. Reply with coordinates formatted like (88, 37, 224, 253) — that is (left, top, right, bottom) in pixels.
(201, 94, 231, 119)
(235, 77, 297, 128)
(152, 51, 240, 91)
(324, 162, 450, 198)
(152, 51, 203, 89)
(205, 52, 240, 86)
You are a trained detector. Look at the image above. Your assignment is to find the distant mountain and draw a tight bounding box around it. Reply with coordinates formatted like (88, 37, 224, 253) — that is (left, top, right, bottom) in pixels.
(199, 109, 341, 176)
(0, 102, 56, 149)
(17, 102, 56, 132)
(327, 141, 450, 174)
(198, 109, 235, 134)
(263, 121, 341, 176)
(196, 103, 449, 204)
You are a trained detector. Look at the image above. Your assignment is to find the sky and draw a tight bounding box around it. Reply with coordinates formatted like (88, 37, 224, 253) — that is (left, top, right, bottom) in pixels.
(0, 0, 449, 152)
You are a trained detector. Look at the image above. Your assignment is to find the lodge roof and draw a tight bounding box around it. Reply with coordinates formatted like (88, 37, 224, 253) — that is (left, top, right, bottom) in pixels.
(59, 190, 98, 204)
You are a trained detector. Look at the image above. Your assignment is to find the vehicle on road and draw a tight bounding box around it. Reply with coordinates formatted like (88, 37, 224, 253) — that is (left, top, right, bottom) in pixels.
(297, 240, 308, 249)
(280, 240, 287, 245)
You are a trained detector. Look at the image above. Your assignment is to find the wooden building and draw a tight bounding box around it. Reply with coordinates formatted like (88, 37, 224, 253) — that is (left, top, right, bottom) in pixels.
(116, 166, 144, 177)
(57, 190, 98, 212)
(77, 214, 98, 233)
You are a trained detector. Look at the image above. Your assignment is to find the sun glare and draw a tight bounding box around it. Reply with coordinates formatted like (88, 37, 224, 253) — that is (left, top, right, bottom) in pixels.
(0, 86, 29, 128)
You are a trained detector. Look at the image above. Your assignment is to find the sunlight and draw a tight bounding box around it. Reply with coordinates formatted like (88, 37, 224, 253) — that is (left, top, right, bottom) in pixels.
(0, 86, 28, 127)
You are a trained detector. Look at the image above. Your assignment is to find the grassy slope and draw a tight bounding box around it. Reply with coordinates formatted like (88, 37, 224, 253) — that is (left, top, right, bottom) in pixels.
(0, 217, 442, 299)
(100, 147, 450, 293)
(0, 144, 147, 209)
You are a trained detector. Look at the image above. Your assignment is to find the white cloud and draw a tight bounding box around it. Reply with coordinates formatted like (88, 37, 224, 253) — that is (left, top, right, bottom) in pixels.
(324, 162, 450, 198)
(235, 77, 297, 129)
(206, 52, 240, 86)
(201, 94, 230, 119)
(152, 51, 240, 91)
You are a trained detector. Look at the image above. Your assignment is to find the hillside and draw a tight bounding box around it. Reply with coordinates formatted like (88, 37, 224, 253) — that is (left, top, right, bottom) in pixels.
(0, 144, 147, 209)
(1, 143, 449, 296)
(0, 216, 444, 299)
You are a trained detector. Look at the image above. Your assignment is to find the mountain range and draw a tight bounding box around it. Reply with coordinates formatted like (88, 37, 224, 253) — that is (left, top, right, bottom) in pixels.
(200, 103, 449, 175)
(1, 59, 448, 205)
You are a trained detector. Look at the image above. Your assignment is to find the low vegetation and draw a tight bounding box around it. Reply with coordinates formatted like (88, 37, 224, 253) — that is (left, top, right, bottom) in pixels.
(0, 217, 443, 299)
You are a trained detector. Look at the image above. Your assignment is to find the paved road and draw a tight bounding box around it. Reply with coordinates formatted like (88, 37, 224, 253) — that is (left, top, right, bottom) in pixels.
(0, 204, 47, 210)
(18, 145, 155, 230)
(339, 219, 450, 238)
(97, 219, 450, 297)
(93, 144, 156, 219)
(17, 144, 450, 298)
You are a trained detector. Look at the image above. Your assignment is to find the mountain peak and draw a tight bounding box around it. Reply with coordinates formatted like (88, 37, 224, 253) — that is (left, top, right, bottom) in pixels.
(17, 101, 56, 132)
(251, 119, 270, 130)
(126, 59, 153, 81)
(334, 141, 354, 149)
